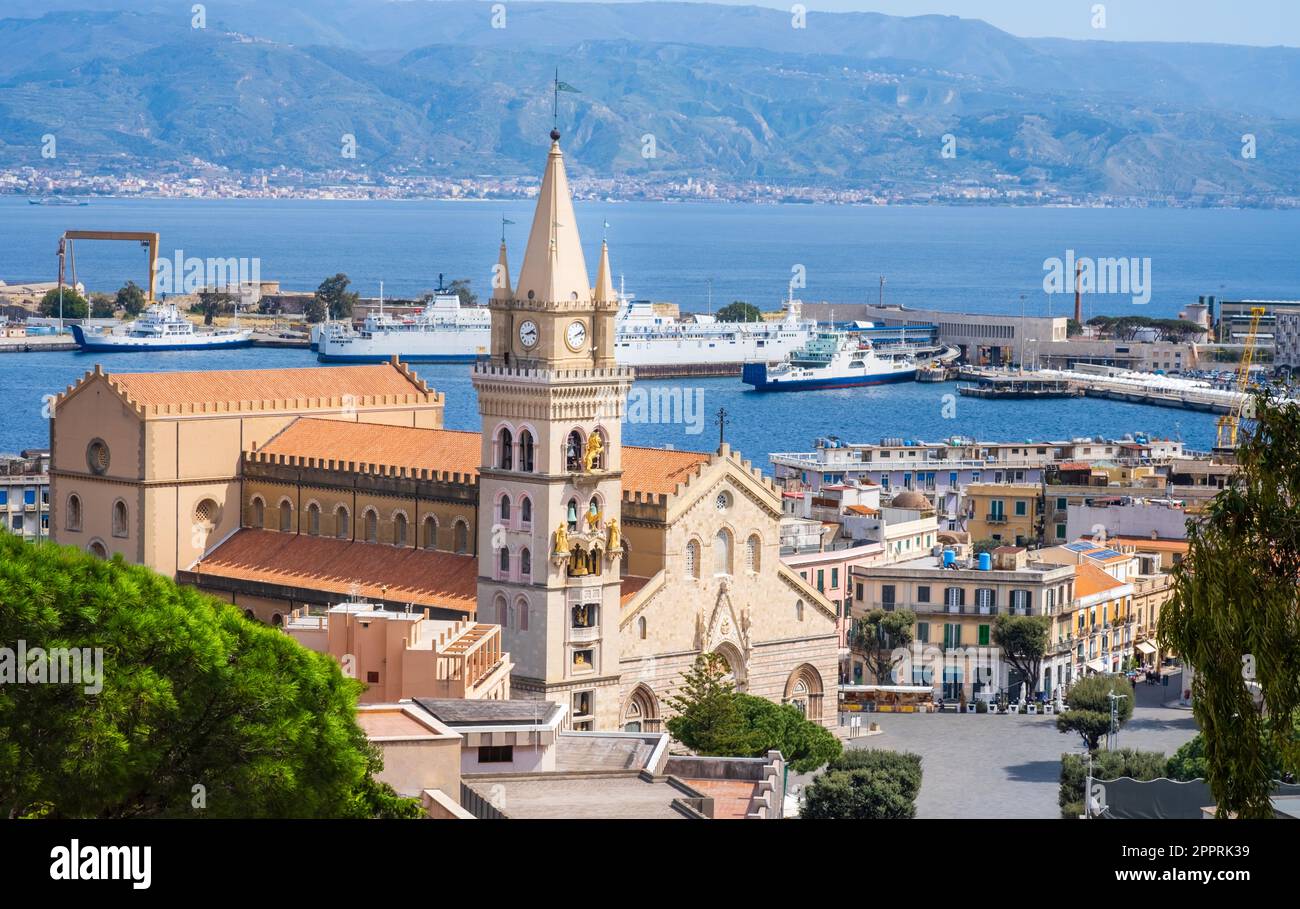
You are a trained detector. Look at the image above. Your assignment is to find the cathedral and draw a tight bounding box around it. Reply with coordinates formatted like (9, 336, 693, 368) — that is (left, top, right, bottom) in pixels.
(49, 129, 840, 731)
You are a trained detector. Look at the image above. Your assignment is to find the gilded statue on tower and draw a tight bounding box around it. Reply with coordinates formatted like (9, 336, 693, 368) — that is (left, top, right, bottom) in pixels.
(582, 432, 604, 472)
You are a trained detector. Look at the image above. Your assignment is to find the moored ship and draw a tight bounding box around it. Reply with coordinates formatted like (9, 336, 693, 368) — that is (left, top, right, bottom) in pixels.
(741, 330, 917, 392)
(69, 303, 252, 351)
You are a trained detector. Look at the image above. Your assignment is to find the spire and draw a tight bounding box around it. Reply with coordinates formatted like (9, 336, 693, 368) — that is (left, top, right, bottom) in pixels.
(492, 241, 512, 302)
(592, 239, 615, 305)
(516, 135, 591, 306)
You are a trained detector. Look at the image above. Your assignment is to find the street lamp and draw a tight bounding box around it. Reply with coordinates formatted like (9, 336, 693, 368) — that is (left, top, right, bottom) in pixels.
(1107, 691, 1128, 751)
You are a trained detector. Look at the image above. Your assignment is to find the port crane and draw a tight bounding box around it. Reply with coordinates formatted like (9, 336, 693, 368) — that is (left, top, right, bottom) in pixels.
(1214, 304, 1266, 450)
(56, 230, 161, 314)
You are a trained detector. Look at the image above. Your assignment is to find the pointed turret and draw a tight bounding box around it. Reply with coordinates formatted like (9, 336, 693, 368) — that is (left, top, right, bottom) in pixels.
(491, 242, 512, 302)
(592, 239, 615, 305)
(516, 133, 591, 305)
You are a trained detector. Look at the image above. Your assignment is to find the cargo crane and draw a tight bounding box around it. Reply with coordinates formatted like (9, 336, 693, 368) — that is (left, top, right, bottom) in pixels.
(1214, 304, 1266, 450)
(55, 230, 160, 327)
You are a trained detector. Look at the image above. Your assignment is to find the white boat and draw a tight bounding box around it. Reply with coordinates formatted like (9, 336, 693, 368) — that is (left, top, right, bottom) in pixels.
(316, 287, 491, 362)
(70, 303, 252, 351)
(316, 283, 819, 369)
(742, 330, 917, 392)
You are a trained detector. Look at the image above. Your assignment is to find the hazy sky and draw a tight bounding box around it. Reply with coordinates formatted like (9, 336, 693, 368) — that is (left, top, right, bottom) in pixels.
(659, 0, 1300, 47)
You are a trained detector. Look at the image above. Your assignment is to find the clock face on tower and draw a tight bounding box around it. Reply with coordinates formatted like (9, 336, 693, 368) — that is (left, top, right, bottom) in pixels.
(518, 320, 539, 349)
(565, 320, 587, 352)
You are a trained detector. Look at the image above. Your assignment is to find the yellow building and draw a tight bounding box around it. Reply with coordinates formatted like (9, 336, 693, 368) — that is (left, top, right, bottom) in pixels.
(964, 482, 1042, 546)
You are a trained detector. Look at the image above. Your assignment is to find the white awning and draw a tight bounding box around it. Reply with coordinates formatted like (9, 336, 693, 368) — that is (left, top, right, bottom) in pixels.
(1085, 659, 1107, 673)
(1136, 641, 1157, 655)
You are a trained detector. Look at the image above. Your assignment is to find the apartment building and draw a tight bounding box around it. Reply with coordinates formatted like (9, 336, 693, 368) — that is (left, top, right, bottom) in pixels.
(0, 450, 50, 542)
(964, 482, 1042, 545)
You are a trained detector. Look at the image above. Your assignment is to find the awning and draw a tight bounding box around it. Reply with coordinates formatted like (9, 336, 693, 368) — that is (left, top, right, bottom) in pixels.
(1136, 641, 1157, 655)
(1085, 659, 1107, 673)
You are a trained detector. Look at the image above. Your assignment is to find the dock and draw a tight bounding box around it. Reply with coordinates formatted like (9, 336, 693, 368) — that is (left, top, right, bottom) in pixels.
(958, 372, 1083, 400)
(959, 366, 1249, 415)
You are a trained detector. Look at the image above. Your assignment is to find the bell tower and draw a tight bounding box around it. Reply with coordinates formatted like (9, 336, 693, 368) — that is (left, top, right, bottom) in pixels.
(473, 129, 632, 730)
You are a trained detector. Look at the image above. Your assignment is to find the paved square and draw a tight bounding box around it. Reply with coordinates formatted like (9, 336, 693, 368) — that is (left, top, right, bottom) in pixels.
(800, 682, 1200, 818)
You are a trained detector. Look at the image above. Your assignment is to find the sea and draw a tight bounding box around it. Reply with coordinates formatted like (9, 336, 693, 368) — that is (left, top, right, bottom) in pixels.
(4, 197, 1299, 461)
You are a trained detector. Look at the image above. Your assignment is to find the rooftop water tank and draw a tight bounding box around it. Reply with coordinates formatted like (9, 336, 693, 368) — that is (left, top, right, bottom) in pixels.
(942, 550, 956, 568)
(978, 552, 992, 571)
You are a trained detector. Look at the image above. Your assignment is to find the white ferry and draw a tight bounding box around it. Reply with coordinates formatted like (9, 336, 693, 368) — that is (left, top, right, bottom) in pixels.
(742, 330, 917, 392)
(316, 286, 491, 363)
(315, 284, 819, 370)
(70, 302, 252, 352)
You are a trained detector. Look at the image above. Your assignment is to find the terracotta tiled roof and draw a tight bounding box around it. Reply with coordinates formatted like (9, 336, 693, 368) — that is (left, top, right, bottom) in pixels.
(682, 778, 761, 820)
(258, 418, 480, 479)
(100, 362, 432, 408)
(192, 529, 478, 613)
(1115, 536, 1190, 554)
(620, 575, 652, 606)
(1075, 562, 1127, 599)
(844, 505, 879, 516)
(622, 446, 709, 496)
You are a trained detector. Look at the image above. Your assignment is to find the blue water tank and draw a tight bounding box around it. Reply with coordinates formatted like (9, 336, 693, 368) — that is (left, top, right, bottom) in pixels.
(942, 550, 956, 568)
(978, 552, 992, 571)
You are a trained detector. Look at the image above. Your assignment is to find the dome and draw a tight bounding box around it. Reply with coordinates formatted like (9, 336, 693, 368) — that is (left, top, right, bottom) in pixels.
(890, 489, 931, 510)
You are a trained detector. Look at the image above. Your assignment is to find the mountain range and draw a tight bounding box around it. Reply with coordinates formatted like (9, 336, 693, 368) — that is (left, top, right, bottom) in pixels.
(2, 0, 1299, 201)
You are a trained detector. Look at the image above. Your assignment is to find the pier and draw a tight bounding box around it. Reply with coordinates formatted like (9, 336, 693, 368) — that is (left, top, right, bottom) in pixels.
(958, 366, 1250, 415)
(958, 371, 1083, 400)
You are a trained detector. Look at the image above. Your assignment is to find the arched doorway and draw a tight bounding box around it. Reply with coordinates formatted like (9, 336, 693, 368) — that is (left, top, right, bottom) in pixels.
(713, 642, 747, 693)
(622, 684, 661, 733)
(784, 663, 825, 721)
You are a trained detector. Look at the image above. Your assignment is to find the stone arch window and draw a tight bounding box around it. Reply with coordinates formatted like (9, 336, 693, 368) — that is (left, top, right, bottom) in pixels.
(88, 539, 108, 559)
(454, 519, 469, 554)
(795, 599, 805, 622)
(271, 613, 284, 628)
(566, 497, 580, 533)
(499, 546, 511, 579)
(637, 616, 647, 640)
(518, 429, 535, 473)
(746, 534, 761, 573)
(194, 498, 218, 528)
(394, 511, 408, 547)
(111, 499, 128, 538)
(520, 495, 532, 527)
(422, 515, 438, 549)
(307, 502, 321, 536)
(713, 528, 733, 576)
(588, 427, 608, 471)
(685, 539, 700, 579)
(494, 594, 509, 629)
(278, 499, 292, 532)
(520, 547, 531, 581)
(335, 505, 350, 539)
(250, 496, 265, 529)
(363, 508, 378, 543)
(784, 664, 825, 720)
(514, 595, 530, 632)
(565, 429, 585, 472)
(713, 643, 747, 692)
(243, 609, 255, 621)
(497, 426, 514, 470)
(622, 684, 660, 733)
(499, 493, 512, 525)
(66, 494, 82, 532)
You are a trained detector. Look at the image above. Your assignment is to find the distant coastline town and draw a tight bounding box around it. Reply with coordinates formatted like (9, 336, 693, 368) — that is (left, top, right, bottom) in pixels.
(6, 163, 1300, 208)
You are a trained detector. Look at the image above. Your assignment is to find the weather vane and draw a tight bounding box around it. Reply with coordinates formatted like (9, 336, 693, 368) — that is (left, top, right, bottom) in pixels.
(716, 407, 730, 449)
(552, 69, 581, 134)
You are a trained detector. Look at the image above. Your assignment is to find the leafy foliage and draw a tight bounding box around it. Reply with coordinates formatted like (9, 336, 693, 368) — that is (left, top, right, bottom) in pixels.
(115, 281, 148, 317)
(39, 288, 87, 320)
(1158, 393, 1300, 818)
(802, 750, 922, 819)
(445, 278, 477, 308)
(1055, 674, 1134, 751)
(852, 608, 916, 684)
(88, 292, 116, 318)
(0, 535, 418, 819)
(193, 290, 236, 325)
(716, 301, 762, 323)
(992, 614, 1051, 697)
(307, 273, 359, 323)
(1059, 749, 1168, 819)
(665, 653, 841, 773)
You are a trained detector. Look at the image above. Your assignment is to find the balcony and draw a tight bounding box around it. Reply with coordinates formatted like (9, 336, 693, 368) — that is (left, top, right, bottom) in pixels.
(568, 624, 600, 644)
(975, 606, 998, 616)
(984, 515, 1008, 524)
(945, 604, 965, 614)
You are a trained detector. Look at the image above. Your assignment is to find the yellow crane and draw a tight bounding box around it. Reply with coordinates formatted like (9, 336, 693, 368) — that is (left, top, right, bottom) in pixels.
(1214, 305, 1266, 450)
(57, 230, 161, 304)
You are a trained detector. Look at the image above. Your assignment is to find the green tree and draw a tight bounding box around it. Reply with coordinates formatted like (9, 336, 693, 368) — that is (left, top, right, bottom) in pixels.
(39, 287, 87, 320)
(665, 652, 748, 757)
(314, 273, 359, 322)
(446, 278, 477, 308)
(853, 608, 916, 684)
(716, 301, 762, 322)
(733, 694, 841, 773)
(1059, 749, 1168, 818)
(88, 292, 116, 318)
(194, 289, 235, 326)
(802, 751, 922, 819)
(971, 538, 1001, 556)
(115, 281, 148, 317)
(0, 535, 418, 819)
(1056, 674, 1135, 751)
(993, 614, 1051, 699)
(1066, 318, 1083, 337)
(1159, 393, 1300, 818)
